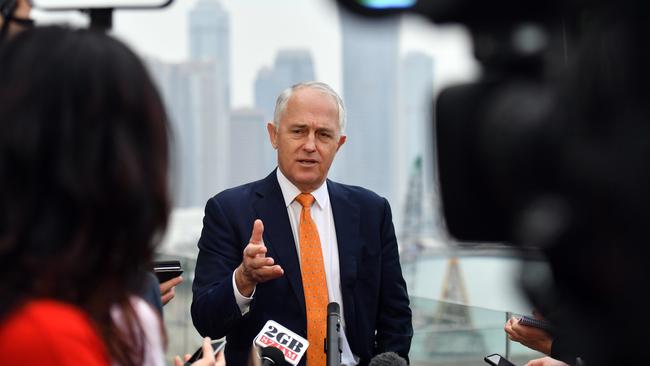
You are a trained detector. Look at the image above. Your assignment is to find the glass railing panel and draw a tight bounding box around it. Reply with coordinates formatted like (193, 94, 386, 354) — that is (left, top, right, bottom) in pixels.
(401, 249, 535, 315)
(410, 297, 544, 366)
(410, 296, 507, 365)
(155, 254, 202, 363)
(156, 249, 546, 364)
(405, 249, 548, 365)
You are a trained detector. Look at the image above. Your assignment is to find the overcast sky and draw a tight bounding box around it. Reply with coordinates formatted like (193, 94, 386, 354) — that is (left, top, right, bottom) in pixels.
(105, 0, 479, 108)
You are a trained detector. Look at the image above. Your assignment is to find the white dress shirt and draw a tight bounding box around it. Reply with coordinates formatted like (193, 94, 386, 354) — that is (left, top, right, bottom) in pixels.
(233, 169, 358, 366)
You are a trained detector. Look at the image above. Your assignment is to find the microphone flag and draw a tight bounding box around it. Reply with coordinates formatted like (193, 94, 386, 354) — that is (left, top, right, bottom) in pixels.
(254, 320, 309, 366)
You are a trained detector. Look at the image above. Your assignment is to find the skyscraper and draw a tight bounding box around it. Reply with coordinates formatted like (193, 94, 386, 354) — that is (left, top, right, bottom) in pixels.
(254, 66, 278, 125)
(399, 52, 434, 189)
(274, 49, 315, 91)
(189, 0, 231, 108)
(254, 49, 316, 123)
(396, 52, 441, 239)
(254, 49, 315, 171)
(147, 58, 222, 207)
(228, 108, 274, 187)
(187, 0, 231, 202)
(337, 13, 399, 211)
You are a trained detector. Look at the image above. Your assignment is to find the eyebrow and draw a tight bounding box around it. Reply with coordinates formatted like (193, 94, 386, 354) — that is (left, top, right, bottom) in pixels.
(287, 123, 309, 129)
(286, 122, 337, 134)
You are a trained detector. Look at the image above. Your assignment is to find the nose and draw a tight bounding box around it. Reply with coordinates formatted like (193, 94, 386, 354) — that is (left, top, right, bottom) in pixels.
(303, 132, 316, 152)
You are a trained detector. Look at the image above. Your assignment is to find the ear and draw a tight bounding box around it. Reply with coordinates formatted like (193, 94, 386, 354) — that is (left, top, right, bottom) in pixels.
(267, 122, 278, 149)
(336, 135, 346, 151)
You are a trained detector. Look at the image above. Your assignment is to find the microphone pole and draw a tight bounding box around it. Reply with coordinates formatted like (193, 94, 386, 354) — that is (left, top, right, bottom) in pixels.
(326, 302, 342, 366)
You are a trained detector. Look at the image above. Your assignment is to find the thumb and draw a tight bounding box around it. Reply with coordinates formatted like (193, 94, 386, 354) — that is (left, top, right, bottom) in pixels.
(250, 219, 264, 244)
(201, 337, 215, 362)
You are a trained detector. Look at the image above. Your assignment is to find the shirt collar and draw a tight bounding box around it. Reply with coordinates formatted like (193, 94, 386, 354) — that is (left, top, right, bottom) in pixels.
(276, 168, 329, 209)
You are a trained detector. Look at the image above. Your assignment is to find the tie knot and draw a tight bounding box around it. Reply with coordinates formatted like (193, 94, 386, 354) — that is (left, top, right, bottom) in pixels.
(295, 193, 315, 208)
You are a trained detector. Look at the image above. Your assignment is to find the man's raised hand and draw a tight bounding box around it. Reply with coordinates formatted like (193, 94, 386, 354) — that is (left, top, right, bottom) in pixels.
(235, 219, 284, 296)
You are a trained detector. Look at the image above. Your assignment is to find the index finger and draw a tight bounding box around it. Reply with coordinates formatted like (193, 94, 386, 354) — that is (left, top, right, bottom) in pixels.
(250, 219, 264, 245)
(160, 276, 183, 293)
(174, 355, 184, 366)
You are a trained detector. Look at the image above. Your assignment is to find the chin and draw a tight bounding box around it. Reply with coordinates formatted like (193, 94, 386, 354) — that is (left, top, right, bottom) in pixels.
(294, 176, 323, 191)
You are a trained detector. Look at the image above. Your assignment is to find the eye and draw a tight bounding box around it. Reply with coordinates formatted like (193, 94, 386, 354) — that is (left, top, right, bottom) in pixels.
(318, 131, 334, 140)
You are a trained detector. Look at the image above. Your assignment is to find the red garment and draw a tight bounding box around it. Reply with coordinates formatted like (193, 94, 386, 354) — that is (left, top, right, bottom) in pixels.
(0, 300, 110, 365)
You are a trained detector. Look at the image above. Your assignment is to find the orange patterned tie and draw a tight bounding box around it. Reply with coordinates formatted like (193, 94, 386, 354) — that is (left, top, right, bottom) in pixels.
(295, 193, 328, 366)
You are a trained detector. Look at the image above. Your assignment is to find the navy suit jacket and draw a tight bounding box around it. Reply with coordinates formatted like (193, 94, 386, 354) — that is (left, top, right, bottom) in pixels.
(191, 171, 413, 366)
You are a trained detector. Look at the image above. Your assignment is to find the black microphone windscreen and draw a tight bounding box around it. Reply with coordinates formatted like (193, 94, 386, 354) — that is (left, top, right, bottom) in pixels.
(261, 346, 285, 365)
(368, 352, 408, 366)
(328, 302, 340, 314)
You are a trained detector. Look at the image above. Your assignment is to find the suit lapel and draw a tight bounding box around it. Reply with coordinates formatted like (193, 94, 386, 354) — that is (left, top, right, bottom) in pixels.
(253, 171, 306, 316)
(251, 175, 362, 338)
(328, 180, 361, 347)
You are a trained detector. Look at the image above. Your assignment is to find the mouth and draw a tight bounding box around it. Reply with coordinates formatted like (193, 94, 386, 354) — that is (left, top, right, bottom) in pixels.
(297, 159, 319, 167)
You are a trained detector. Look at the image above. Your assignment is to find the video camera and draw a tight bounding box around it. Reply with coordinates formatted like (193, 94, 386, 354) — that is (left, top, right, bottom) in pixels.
(336, 0, 650, 364)
(26, 0, 173, 30)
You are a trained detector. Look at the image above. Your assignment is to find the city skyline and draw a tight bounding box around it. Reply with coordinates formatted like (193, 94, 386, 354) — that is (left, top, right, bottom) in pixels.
(111, 0, 479, 108)
(144, 0, 444, 236)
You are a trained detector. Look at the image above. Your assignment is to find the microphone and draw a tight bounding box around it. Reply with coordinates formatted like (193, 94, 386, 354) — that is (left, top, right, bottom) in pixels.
(326, 302, 342, 366)
(261, 346, 285, 366)
(368, 352, 408, 366)
(254, 320, 309, 366)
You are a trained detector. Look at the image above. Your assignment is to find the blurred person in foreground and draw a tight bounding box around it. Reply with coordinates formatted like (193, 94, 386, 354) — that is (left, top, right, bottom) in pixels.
(0, 0, 32, 40)
(1, 0, 183, 310)
(0, 26, 217, 366)
(191, 81, 412, 366)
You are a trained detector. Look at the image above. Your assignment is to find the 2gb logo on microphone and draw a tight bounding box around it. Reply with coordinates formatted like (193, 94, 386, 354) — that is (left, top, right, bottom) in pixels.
(254, 320, 309, 365)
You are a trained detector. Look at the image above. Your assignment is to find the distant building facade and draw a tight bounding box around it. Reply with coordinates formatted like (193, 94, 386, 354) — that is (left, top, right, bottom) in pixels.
(397, 52, 441, 239)
(147, 0, 232, 207)
(254, 49, 315, 170)
(228, 108, 275, 187)
(254, 49, 315, 123)
(337, 13, 399, 209)
(187, 0, 230, 203)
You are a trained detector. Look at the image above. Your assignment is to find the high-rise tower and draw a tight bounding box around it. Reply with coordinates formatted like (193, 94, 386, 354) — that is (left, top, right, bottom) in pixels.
(254, 49, 315, 123)
(338, 13, 399, 207)
(397, 52, 442, 239)
(187, 0, 231, 201)
(189, 0, 231, 108)
(254, 49, 315, 171)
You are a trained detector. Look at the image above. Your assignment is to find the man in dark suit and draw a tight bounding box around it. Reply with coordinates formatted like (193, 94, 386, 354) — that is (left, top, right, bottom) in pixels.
(191, 81, 412, 366)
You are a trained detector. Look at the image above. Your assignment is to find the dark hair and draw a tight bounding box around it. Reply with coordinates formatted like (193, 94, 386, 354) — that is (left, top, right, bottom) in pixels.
(0, 26, 170, 365)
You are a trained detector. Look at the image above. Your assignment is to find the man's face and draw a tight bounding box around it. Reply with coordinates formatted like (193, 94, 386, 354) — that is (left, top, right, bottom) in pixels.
(267, 87, 346, 193)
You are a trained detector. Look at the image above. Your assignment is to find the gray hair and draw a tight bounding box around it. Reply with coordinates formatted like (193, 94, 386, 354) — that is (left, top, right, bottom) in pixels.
(272, 81, 346, 135)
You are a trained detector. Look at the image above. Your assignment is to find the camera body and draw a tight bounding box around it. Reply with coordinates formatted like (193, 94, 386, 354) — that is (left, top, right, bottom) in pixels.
(337, 0, 650, 364)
